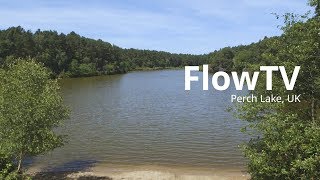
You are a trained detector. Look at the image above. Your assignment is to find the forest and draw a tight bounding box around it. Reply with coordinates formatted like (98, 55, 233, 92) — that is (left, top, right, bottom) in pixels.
(0, 27, 210, 77)
(0, 25, 283, 78)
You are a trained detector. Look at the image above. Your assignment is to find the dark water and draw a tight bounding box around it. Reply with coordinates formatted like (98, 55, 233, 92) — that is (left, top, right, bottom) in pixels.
(33, 70, 248, 171)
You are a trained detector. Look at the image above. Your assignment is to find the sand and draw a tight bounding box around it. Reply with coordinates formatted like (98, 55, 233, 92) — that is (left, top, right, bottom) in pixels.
(29, 164, 249, 180)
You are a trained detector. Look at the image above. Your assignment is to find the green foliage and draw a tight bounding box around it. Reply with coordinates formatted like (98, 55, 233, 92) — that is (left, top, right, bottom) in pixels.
(209, 47, 234, 72)
(236, 9, 320, 180)
(0, 27, 209, 78)
(240, 106, 320, 179)
(207, 36, 281, 73)
(0, 59, 69, 177)
(77, 63, 97, 76)
(309, 0, 320, 16)
(0, 155, 15, 179)
(103, 63, 116, 75)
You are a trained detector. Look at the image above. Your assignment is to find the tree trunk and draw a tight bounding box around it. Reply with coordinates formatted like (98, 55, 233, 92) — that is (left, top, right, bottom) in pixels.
(312, 98, 315, 122)
(17, 151, 23, 173)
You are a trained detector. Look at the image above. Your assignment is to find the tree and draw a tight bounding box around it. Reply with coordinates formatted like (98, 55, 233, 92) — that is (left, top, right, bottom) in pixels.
(309, 0, 320, 17)
(209, 47, 234, 72)
(0, 59, 69, 176)
(236, 5, 320, 179)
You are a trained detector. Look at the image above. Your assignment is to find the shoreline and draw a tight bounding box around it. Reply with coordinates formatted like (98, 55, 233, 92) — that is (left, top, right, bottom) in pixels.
(59, 67, 184, 79)
(28, 163, 249, 180)
(130, 66, 184, 72)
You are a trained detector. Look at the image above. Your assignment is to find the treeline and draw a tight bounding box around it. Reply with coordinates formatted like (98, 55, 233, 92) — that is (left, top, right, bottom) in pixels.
(0, 26, 284, 78)
(208, 36, 279, 73)
(0, 26, 209, 77)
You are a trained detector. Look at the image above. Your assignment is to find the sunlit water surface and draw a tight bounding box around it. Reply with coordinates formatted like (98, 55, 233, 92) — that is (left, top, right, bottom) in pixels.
(31, 70, 248, 172)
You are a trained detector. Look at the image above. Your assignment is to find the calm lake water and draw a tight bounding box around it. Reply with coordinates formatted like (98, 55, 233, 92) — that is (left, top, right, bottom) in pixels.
(32, 69, 248, 171)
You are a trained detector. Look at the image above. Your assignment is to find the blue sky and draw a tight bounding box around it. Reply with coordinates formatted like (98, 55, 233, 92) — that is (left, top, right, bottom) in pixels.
(0, 0, 313, 54)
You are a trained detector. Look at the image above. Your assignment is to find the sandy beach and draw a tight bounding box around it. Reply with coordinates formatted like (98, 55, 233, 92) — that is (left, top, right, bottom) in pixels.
(28, 164, 249, 180)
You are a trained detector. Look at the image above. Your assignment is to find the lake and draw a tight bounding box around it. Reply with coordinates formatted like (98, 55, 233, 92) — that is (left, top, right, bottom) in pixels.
(31, 69, 248, 172)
